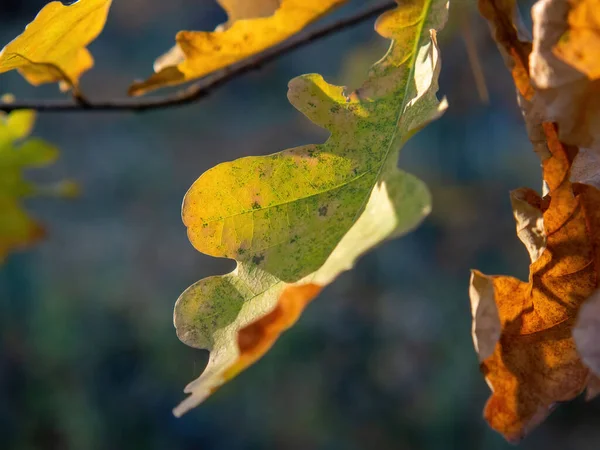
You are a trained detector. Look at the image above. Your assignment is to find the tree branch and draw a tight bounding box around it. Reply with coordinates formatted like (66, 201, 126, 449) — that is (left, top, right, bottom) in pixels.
(0, 1, 395, 113)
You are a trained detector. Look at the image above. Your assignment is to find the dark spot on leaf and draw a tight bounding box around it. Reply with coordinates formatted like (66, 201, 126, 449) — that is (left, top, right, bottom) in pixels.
(252, 201, 261, 210)
(252, 254, 265, 265)
(318, 205, 328, 217)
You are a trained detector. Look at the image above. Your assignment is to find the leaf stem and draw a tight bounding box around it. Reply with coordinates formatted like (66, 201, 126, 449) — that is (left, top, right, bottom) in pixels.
(0, 1, 396, 113)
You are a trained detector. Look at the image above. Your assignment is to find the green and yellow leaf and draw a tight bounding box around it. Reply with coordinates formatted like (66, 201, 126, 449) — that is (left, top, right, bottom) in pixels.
(128, 0, 346, 96)
(0, 0, 112, 90)
(0, 109, 61, 261)
(173, 0, 448, 416)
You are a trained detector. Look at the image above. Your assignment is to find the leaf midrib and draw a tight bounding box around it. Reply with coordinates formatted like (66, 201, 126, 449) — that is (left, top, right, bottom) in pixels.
(231, 0, 436, 307)
(200, 0, 435, 228)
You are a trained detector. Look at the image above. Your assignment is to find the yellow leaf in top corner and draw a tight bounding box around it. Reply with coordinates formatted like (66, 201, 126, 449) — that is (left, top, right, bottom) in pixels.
(128, 0, 345, 96)
(0, 0, 112, 90)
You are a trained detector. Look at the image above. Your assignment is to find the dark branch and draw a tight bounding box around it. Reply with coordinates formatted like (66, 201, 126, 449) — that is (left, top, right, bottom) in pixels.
(0, 1, 395, 113)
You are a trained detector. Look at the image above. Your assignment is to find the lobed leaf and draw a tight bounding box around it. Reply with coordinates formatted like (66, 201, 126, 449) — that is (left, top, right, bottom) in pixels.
(470, 125, 600, 442)
(0, 0, 112, 90)
(128, 0, 346, 96)
(174, 0, 448, 416)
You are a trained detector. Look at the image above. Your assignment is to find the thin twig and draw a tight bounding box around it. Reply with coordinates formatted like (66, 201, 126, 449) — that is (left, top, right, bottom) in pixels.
(0, 1, 395, 113)
(461, 16, 489, 104)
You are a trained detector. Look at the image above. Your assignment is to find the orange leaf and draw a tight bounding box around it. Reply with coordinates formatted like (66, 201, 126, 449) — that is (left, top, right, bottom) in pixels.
(470, 125, 599, 441)
(223, 283, 322, 380)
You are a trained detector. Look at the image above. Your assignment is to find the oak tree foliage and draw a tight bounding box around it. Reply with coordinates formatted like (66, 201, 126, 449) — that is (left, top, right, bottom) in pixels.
(1, 0, 599, 441)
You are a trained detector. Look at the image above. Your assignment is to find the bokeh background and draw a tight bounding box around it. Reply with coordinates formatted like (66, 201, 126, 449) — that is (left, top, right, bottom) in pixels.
(1, 1, 599, 449)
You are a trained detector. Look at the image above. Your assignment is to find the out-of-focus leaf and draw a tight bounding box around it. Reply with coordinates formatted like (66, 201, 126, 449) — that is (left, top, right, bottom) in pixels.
(530, 0, 600, 152)
(0, 0, 112, 90)
(128, 0, 346, 96)
(0, 110, 60, 261)
(173, 0, 448, 416)
(553, 0, 600, 80)
(470, 125, 599, 442)
(571, 147, 600, 187)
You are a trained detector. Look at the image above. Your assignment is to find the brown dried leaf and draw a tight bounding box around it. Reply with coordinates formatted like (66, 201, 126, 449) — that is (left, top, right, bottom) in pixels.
(470, 125, 600, 441)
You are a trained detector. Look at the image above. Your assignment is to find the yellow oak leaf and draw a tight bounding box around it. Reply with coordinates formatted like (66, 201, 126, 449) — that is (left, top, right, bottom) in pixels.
(128, 0, 345, 96)
(172, 0, 448, 416)
(0, 0, 112, 90)
(470, 124, 599, 442)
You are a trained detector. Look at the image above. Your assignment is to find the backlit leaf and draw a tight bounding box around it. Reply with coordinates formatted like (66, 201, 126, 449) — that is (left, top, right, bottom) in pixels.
(470, 125, 600, 442)
(128, 0, 346, 96)
(0, 110, 60, 261)
(173, 0, 448, 416)
(0, 0, 112, 90)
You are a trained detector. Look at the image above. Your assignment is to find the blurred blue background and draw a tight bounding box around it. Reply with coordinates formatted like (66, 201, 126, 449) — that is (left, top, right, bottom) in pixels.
(1, 1, 599, 449)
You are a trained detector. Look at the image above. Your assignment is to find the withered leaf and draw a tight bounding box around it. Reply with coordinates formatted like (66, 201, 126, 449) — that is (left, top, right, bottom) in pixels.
(470, 125, 599, 442)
